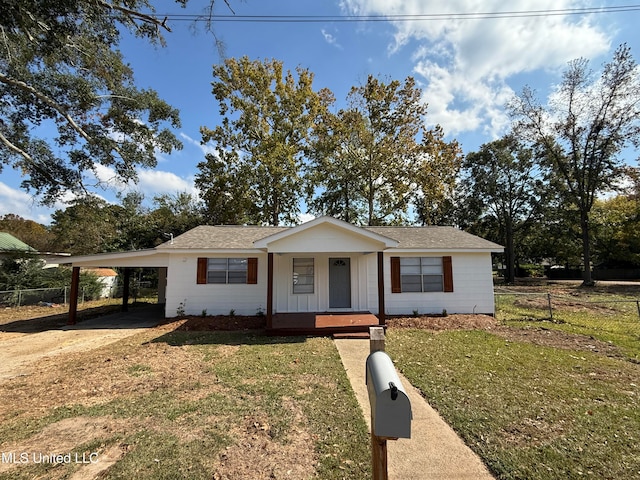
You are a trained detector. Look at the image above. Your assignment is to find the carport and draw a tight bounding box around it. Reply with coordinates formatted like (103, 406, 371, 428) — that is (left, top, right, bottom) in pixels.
(60, 249, 170, 324)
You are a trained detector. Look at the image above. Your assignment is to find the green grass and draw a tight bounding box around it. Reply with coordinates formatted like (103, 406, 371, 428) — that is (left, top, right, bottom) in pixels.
(495, 291, 640, 360)
(388, 328, 640, 480)
(0, 331, 370, 479)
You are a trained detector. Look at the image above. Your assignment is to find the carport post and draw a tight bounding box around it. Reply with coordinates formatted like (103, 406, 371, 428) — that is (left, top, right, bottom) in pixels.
(122, 268, 131, 312)
(67, 266, 80, 325)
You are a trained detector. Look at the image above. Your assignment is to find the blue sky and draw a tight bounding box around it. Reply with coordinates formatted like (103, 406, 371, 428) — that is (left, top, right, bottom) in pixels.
(2, 0, 639, 224)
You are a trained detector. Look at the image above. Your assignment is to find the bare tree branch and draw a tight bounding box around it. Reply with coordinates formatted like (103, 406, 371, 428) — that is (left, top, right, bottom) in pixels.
(0, 130, 83, 193)
(0, 72, 92, 142)
(223, 0, 236, 15)
(96, 0, 173, 32)
(0, 130, 34, 164)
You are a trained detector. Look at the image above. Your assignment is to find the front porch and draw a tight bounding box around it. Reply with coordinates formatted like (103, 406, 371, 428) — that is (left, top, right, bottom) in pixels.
(267, 311, 382, 337)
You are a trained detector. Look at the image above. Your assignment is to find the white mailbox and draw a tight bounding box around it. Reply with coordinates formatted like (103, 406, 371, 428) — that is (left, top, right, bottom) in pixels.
(366, 350, 412, 439)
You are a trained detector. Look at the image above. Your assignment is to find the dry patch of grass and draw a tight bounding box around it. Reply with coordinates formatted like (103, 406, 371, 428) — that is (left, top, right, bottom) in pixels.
(495, 283, 640, 360)
(387, 314, 498, 331)
(0, 328, 370, 479)
(213, 399, 316, 480)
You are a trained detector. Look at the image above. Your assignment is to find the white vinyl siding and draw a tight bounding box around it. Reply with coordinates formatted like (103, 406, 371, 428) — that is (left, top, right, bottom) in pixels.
(383, 253, 496, 316)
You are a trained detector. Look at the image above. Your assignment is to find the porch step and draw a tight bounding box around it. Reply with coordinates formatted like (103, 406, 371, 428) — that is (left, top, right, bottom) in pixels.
(268, 311, 381, 337)
(332, 332, 370, 339)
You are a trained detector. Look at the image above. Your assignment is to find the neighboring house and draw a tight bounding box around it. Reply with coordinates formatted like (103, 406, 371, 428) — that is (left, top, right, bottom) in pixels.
(0, 232, 36, 260)
(83, 268, 118, 298)
(0, 232, 70, 266)
(59, 216, 503, 321)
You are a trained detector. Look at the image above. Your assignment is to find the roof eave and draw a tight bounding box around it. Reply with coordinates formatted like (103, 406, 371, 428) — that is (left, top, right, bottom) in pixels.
(156, 248, 266, 254)
(389, 247, 504, 254)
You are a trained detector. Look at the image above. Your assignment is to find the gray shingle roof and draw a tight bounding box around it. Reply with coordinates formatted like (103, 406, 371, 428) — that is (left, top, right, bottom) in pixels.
(159, 224, 502, 251)
(159, 225, 288, 249)
(365, 226, 502, 250)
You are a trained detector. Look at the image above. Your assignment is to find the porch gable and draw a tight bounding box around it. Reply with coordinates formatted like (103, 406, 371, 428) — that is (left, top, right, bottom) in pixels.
(254, 216, 398, 253)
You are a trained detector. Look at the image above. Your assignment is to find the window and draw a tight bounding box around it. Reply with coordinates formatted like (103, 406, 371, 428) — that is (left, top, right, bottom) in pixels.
(293, 258, 314, 294)
(208, 258, 247, 284)
(391, 256, 453, 293)
(399, 257, 442, 292)
(197, 258, 258, 285)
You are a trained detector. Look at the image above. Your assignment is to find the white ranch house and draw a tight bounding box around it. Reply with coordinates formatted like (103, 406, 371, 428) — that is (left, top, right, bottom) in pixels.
(62, 216, 502, 325)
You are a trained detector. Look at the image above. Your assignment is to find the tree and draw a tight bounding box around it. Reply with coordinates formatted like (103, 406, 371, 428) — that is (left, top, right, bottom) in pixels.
(414, 125, 463, 226)
(509, 44, 640, 285)
(199, 56, 333, 225)
(520, 200, 583, 268)
(195, 149, 254, 225)
(0, 214, 54, 252)
(49, 196, 121, 254)
(306, 108, 367, 223)
(462, 135, 548, 283)
(308, 75, 461, 226)
(0, 256, 102, 298)
(591, 194, 640, 267)
(148, 191, 204, 242)
(50, 191, 205, 254)
(0, 256, 47, 290)
(111, 192, 153, 250)
(0, 0, 186, 204)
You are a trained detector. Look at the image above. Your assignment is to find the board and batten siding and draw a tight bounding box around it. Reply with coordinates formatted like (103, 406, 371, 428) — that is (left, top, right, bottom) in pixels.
(165, 253, 268, 317)
(273, 253, 376, 313)
(379, 252, 495, 315)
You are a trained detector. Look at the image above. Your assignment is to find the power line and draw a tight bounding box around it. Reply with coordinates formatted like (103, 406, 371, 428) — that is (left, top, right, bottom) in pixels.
(151, 4, 640, 23)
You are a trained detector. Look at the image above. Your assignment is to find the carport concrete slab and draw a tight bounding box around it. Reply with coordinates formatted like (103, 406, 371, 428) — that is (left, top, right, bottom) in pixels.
(0, 305, 163, 381)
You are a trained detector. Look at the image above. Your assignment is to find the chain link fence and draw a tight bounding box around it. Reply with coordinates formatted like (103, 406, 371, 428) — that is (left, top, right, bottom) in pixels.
(494, 287, 640, 343)
(1, 287, 70, 307)
(0, 283, 157, 308)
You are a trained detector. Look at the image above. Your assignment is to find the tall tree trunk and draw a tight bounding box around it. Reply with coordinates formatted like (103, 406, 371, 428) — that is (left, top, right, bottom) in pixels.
(580, 209, 594, 286)
(271, 192, 280, 226)
(367, 182, 375, 226)
(505, 219, 516, 284)
(343, 182, 350, 223)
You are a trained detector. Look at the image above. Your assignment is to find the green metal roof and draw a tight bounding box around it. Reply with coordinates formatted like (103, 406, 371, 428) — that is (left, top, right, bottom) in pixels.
(0, 232, 36, 252)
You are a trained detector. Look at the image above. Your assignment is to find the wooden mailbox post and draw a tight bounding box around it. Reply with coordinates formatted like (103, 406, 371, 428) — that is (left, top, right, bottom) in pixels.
(367, 326, 412, 480)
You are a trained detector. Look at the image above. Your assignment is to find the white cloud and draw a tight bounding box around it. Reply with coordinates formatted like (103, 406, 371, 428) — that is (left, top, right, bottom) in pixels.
(91, 163, 127, 191)
(0, 182, 68, 224)
(321, 28, 343, 49)
(89, 163, 198, 201)
(180, 132, 217, 156)
(136, 169, 198, 197)
(340, 0, 612, 138)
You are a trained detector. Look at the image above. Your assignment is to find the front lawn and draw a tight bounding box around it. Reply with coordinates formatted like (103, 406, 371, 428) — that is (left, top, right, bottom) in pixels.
(0, 325, 370, 479)
(388, 290, 640, 480)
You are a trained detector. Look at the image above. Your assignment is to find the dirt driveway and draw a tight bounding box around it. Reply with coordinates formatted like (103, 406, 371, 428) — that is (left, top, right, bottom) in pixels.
(0, 306, 162, 381)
